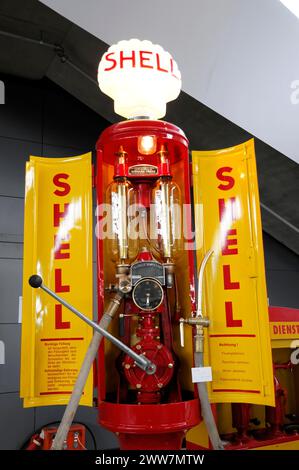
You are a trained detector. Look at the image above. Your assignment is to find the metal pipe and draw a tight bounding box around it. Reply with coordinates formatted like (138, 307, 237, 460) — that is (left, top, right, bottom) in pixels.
(180, 251, 224, 449)
(0, 29, 55, 49)
(194, 250, 224, 449)
(160, 179, 171, 259)
(194, 352, 224, 450)
(196, 249, 213, 318)
(117, 181, 128, 260)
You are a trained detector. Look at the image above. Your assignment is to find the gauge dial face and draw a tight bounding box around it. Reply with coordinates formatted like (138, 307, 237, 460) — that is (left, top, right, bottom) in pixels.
(132, 278, 164, 310)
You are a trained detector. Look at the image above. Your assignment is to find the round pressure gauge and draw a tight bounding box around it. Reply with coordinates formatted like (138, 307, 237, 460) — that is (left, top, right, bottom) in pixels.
(132, 278, 164, 311)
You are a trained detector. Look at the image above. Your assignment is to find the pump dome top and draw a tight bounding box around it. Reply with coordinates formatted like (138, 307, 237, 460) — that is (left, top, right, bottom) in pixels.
(97, 39, 182, 120)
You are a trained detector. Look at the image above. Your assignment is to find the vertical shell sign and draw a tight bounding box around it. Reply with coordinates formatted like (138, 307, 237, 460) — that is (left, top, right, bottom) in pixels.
(20, 153, 93, 407)
(192, 140, 274, 406)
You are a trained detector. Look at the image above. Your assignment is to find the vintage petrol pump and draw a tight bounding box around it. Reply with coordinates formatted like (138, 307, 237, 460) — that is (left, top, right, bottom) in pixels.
(25, 39, 222, 452)
(25, 39, 299, 452)
(95, 40, 206, 450)
(96, 119, 200, 449)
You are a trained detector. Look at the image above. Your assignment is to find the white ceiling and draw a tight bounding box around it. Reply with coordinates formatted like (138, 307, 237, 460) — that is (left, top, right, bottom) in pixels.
(41, 0, 299, 165)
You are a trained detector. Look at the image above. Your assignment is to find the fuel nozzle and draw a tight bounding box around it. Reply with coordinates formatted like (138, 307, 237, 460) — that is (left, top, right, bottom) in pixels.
(179, 250, 213, 349)
(180, 250, 224, 451)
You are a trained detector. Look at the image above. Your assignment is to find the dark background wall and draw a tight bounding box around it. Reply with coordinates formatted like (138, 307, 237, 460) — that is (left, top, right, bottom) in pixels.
(0, 74, 298, 449)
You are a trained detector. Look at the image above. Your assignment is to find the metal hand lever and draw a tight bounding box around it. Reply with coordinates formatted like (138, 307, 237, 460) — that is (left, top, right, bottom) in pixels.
(29, 275, 156, 375)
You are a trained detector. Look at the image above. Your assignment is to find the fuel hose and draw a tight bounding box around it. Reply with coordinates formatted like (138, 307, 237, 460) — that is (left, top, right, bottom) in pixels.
(194, 351, 224, 450)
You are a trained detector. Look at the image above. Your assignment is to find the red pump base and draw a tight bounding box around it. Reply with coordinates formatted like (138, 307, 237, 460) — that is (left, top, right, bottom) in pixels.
(99, 399, 200, 450)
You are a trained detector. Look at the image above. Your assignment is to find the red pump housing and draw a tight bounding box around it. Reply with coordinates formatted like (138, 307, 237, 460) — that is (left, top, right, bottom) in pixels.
(96, 119, 200, 450)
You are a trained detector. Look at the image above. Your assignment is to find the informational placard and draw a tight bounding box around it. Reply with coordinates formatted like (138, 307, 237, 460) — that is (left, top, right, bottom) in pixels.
(192, 139, 274, 406)
(20, 153, 93, 407)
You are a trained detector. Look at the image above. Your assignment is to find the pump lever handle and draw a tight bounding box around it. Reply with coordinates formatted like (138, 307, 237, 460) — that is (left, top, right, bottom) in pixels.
(28, 275, 156, 375)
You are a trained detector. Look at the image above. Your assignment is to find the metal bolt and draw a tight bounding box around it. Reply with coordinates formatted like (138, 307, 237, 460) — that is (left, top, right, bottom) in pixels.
(156, 336, 160, 340)
(124, 364, 131, 369)
(136, 383, 142, 389)
(136, 344, 141, 350)
(157, 344, 162, 350)
(155, 326, 159, 329)
(157, 383, 163, 388)
(168, 363, 174, 369)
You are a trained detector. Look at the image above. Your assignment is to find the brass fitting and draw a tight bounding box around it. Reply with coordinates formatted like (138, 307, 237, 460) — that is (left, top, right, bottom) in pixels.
(179, 316, 210, 350)
(116, 264, 132, 293)
(194, 324, 204, 354)
(164, 262, 175, 288)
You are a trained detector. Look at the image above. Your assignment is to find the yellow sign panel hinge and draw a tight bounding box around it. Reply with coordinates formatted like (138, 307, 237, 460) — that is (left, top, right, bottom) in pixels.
(242, 140, 254, 161)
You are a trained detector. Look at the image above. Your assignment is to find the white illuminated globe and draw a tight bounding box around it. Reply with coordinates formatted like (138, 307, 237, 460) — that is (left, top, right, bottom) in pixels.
(97, 39, 182, 120)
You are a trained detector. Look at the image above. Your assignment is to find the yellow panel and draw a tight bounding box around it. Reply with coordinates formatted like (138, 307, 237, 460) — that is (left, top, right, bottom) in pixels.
(20, 153, 93, 407)
(192, 140, 274, 406)
(187, 421, 210, 449)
